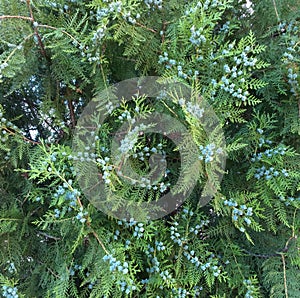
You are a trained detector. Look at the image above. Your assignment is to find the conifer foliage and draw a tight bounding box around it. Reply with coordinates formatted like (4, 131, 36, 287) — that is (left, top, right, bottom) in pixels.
(0, 0, 299, 297)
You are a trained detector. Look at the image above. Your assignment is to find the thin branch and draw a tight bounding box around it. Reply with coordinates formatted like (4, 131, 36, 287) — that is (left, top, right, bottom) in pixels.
(272, 0, 280, 22)
(281, 254, 289, 298)
(3, 33, 35, 65)
(66, 87, 76, 129)
(22, 97, 61, 138)
(160, 21, 170, 44)
(242, 236, 298, 258)
(42, 117, 62, 136)
(0, 15, 33, 21)
(115, 56, 137, 62)
(68, 98, 76, 128)
(243, 249, 279, 258)
(38, 260, 60, 279)
(2, 127, 41, 145)
(0, 17, 82, 48)
(91, 230, 109, 254)
(37, 24, 81, 45)
(38, 231, 61, 241)
(26, 0, 48, 59)
(54, 171, 83, 209)
(54, 172, 109, 254)
(135, 21, 157, 33)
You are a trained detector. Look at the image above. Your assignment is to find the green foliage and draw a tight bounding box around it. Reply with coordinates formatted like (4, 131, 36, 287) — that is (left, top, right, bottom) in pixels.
(0, 0, 299, 297)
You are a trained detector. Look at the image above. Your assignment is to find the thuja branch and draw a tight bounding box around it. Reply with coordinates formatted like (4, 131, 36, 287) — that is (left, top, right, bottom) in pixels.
(1, 1, 49, 59)
(53, 170, 83, 209)
(0, 14, 82, 50)
(2, 33, 35, 65)
(51, 168, 109, 254)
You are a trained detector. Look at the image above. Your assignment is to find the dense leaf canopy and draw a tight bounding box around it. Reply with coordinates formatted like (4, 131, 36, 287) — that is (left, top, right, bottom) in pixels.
(0, 0, 299, 297)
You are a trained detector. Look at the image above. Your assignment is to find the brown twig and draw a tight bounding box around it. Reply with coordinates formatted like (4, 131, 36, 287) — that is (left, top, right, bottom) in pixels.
(54, 172, 84, 209)
(0, 15, 33, 21)
(281, 254, 289, 298)
(37, 24, 81, 44)
(66, 87, 76, 129)
(91, 230, 109, 254)
(46, 171, 108, 254)
(0, 5, 80, 57)
(26, 0, 48, 59)
(38, 260, 60, 279)
(161, 21, 169, 44)
(2, 127, 41, 145)
(135, 21, 157, 33)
